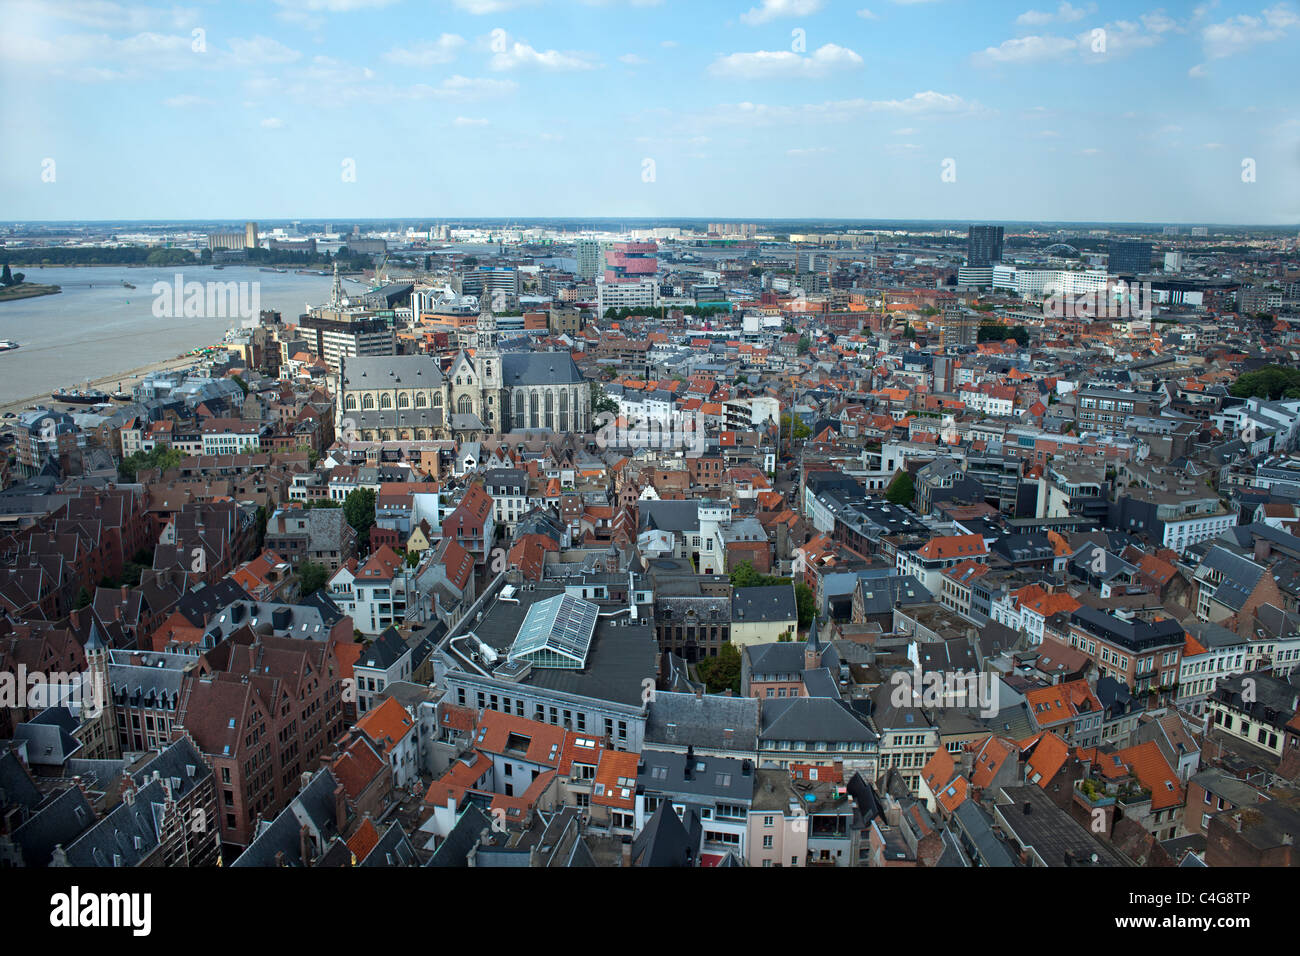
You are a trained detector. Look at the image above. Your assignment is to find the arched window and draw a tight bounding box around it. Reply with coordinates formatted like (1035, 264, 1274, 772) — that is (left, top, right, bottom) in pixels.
(530, 392, 540, 429)
(362, 394, 374, 410)
(344, 395, 357, 411)
(545, 390, 554, 429)
(414, 429, 426, 440)
(559, 389, 569, 432)
(415, 392, 428, 407)
(380, 393, 392, 409)
(398, 392, 410, 408)
(432, 393, 443, 407)
(458, 394, 473, 415)
(514, 390, 524, 422)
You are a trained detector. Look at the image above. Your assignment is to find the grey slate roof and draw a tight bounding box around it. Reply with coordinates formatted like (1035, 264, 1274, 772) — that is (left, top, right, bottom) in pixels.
(630, 799, 701, 867)
(0, 749, 42, 809)
(760, 697, 878, 743)
(643, 691, 759, 753)
(12, 785, 95, 866)
(340, 354, 444, 389)
(358, 822, 418, 866)
(732, 585, 797, 624)
(502, 351, 585, 386)
(637, 747, 755, 802)
(426, 803, 494, 867)
(231, 767, 343, 867)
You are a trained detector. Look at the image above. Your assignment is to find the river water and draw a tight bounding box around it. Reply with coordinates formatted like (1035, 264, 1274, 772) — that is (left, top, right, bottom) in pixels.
(0, 265, 345, 404)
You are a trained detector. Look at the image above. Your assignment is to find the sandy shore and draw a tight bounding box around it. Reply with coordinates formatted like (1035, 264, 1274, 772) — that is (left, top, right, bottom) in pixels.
(0, 351, 206, 418)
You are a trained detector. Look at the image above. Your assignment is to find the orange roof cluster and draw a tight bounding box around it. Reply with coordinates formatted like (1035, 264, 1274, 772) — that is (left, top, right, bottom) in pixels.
(355, 697, 416, 755)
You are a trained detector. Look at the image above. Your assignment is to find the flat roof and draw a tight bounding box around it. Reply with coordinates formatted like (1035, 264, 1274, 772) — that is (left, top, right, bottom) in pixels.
(445, 582, 657, 707)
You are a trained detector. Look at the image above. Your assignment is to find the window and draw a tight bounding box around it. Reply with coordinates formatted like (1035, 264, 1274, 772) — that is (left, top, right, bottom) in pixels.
(763, 835, 773, 849)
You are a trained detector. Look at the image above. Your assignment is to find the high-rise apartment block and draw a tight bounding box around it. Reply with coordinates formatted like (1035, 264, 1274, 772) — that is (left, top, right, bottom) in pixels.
(966, 225, 1004, 268)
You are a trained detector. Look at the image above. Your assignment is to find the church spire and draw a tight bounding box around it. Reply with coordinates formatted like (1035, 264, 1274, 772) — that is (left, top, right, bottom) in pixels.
(329, 261, 344, 308)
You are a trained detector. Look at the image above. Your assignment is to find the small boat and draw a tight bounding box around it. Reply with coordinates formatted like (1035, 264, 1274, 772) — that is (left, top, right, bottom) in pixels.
(111, 383, 131, 401)
(122, 281, 136, 290)
(0, 340, 19, 352)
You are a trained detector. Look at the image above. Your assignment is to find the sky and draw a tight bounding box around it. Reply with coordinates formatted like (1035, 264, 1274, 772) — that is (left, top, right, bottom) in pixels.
(1, 0, 1298, 224)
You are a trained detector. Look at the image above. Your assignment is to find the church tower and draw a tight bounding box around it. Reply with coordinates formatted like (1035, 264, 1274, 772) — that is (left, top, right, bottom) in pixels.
(476, 304, 503, 432)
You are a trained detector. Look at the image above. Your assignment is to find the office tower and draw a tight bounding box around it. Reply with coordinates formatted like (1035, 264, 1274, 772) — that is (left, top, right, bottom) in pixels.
(966, 225, 1004, 268)
(245, 221, 258, 249)
(1108, 240, 1152, 275)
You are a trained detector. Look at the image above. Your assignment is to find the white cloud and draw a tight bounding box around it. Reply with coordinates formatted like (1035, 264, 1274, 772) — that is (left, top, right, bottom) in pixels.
(1200, 142, 1225, 149)
(1202, 4, 1298, 59)
(489, 38, 598, 71)
(709, 43, 863, 79)
(228, 35, 302, 65)
(740, 0, 824, 25)
(420, 74, 518, 99)
(260, 117, 284, 128)
(451, 0, 540, 12)
(857, 8, 879, 18)
(453, 116, 490, 126)
(164, 93, 210, 107)
(787, 146, 831, 154)
(619, 53, 648, 64)
(1016, 2, 1095, 26)
(973, 34, 1077, 63)
(383, 35, 466, 67)
(1188, 62, 1208, 76)
(688, 91, 984, 130)
(9, 1, 200, 32)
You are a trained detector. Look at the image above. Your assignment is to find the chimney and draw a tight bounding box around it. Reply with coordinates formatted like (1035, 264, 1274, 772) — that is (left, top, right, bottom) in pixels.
(333, 783, 347, 833)
(70, 609, 81, 631)
(121, 585, 129, 601)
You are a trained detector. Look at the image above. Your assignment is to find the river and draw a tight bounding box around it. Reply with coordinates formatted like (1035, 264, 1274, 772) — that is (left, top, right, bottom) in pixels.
(0, 265, 348, 405)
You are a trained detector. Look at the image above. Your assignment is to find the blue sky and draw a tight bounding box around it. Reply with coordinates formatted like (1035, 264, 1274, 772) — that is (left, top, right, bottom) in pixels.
(2, 0, 1298, 224)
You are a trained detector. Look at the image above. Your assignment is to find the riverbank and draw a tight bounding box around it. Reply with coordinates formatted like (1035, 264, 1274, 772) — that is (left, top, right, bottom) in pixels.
(0, 283, 61, 303)
(0, 351, 205, 419)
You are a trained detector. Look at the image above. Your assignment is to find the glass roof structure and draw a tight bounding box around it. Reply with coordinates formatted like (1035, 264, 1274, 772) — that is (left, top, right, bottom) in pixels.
(508, 594, 600, 669)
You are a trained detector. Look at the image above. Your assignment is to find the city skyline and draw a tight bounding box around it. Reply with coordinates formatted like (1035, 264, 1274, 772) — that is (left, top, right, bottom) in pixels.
(2, 0, 1298, 223)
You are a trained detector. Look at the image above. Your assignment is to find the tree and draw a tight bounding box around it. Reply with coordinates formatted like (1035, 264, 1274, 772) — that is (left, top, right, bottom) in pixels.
(885, 470, 915, 507)
(978, 323, 1029, 347)
(230, 375, 249, 396)
(780, 414, 811, 441)
(1230, 365, 1300, 401)
(797, 335, 811, 354)
(590, 381, 618, 416)
(696, 643, 742, 695)
(902, 323, 916, 340)
(118, 444, 184, 481)
(1, 264, 12, 286)
(298, 559, 328, 596)
(343, 487, 376, 541)
(74, 587, 92, 610)
(729, 560, 791, 590)
(794, 583, 816, 629)
(254, 505, 268, 552)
